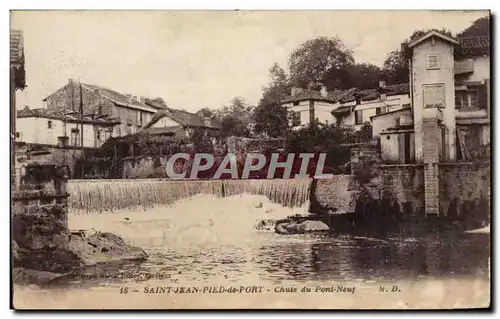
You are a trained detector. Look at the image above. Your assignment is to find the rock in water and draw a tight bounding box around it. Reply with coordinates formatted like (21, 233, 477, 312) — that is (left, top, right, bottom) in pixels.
(275, 220, 329, 234)
(297, 220, 330, 232)
(68, 231, 148, 266)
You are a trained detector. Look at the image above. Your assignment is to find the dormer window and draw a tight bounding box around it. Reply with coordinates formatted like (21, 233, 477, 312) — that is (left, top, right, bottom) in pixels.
(426, 54, 440, 70)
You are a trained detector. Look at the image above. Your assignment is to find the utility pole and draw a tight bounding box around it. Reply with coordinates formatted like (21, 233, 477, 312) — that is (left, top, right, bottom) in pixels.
(79, 81, 85, 178)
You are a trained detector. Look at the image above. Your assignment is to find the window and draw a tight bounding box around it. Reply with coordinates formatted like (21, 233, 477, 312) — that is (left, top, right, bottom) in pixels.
(137, 112, 143, 126)
(455, 90, 478, 109)
(355, 110, 363, 125)
(15, 132, 21, 139)
(423, 84, 445, 108)
(396, 118, 401, 127)
(455, 84, 486, 110)
(426, 54, 440, 70)
(47, 120, 53, 129)
(402, 103, 411, 108)
(293, 101, 300, 106)
(70, 128, 80, 146)
(376, 107, 381, 116)
(291, 111, 301, 127)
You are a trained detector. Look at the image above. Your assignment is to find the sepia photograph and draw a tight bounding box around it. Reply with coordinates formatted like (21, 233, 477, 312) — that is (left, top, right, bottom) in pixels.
(10, 10, 491, 310)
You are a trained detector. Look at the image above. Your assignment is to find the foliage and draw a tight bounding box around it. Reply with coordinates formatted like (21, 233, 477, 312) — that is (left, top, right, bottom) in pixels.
(289, 37, 355, 88)
(284, 121, 353, 174)
(253, 63, 291, 138)
(381, 28, 453, 84)
(324, 63, 381, 90)
(220, 115, 250, 138)
(457, 15, 490, 38)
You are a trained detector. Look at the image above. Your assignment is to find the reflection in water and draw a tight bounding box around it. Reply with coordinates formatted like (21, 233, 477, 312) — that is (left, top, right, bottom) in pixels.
(52, 195, 489, 290)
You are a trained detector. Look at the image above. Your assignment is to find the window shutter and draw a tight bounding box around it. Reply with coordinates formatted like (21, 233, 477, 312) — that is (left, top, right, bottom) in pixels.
(426, 54, 440, 69)
(455, 93, 462, 109)
(477, 83, 487, 109)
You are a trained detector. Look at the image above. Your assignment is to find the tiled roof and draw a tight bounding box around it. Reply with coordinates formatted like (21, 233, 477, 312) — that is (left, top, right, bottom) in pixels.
(144, 98, 168, 110)
(339, 83, 409, 103)
(281, 89, 345, 104)
(144, 107, 221, 130)
(10, 30, 23, 65)
(457, 36, 490, 57)
(17, 107, 119, 125)
(79, 82, 153, 110)
(332, 105, 354, 114)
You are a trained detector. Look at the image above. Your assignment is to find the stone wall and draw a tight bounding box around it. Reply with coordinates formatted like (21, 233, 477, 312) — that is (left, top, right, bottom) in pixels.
(311, 176, 354, 214)
(122, 156, 169, 179)
(438, 162, 490, 221)
(46, 80, 115, 117)
(12, 163, 81, 273)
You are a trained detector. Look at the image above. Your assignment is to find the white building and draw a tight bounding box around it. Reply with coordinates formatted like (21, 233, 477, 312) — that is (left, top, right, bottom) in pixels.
(280, 83, 410, 132)
(373, 30, 490, 164)
(16, 107, 119, 149)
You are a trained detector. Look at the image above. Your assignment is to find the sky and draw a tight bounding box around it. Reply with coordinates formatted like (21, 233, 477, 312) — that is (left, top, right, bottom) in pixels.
(11, 10, 488, 113)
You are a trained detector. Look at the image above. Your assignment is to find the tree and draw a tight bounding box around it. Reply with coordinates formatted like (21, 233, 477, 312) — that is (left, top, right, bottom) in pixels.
(253, 101, 288, 138)
(220, 115, 249, 138)
(252, 63, 291, 138)
(285, 121, 354, 174)
(325, 63, 382, 90)
(457, 16, 490, 38)
(289, 37, 355, 88)
(381, 28, 453, 85)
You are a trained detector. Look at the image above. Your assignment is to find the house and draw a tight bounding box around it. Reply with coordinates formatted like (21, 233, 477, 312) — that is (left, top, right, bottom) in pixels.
(373, 30, 490, 164)
(280, 85, 343, 129)
(332, 83, 411, 129)
(279, 82, 410, 131)
(43, 79, 164, 138)
(142, 107, 221, 141)
(16, 106, 120, 149)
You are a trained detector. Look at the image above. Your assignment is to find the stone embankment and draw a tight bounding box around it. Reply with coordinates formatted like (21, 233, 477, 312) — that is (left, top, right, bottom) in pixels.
(12, 163, 147, 286)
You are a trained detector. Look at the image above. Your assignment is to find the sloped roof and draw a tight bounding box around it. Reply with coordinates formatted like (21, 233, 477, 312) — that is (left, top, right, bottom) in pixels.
(79, 82, 154, 110)
(281, 89, 344, 104)
(457, 36, 490, 57)
(340, 83, 410, 103)
(408, 30, 459, 48)
(143, 107, 220, 130)
(17, 107, 119, 125)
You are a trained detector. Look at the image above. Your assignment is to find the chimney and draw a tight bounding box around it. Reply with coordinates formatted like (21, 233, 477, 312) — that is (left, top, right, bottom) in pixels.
(320, 85, 328, 98)
(204, 116, 211, 127)
(132, 95, 138, 102)
(291, 87, 297, 97)
(24, 105, 29, 110)
(379, 81, 386, 88)
(125, 94, 132, 104)
(139, 96, 146, 104)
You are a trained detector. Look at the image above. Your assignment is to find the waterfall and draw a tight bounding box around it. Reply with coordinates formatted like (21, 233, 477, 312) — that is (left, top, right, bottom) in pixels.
(68, 178, 312, 214)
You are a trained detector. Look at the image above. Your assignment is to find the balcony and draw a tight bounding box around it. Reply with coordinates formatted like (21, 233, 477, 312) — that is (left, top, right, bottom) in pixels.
(454, 59, 474, 75)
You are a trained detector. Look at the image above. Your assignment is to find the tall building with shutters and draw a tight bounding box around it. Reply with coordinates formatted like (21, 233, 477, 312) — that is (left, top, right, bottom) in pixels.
(372, 30, 490, 164)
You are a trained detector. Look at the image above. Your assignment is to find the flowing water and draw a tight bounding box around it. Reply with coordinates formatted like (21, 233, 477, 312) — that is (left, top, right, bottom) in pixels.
(14, 194, 490, 309)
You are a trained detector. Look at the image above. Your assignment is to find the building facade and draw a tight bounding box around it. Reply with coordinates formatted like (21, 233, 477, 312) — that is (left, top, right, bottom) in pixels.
(16, 107, 119, 149)
(43, 79, 163, 138)
(374, 31, 490, 164)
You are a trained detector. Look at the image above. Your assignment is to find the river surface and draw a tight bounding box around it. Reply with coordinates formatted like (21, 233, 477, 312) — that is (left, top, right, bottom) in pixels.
(13, 194, 490, 309)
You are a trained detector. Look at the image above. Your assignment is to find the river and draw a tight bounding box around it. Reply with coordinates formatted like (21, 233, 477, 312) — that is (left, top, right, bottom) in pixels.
(13, 194, 490, 309)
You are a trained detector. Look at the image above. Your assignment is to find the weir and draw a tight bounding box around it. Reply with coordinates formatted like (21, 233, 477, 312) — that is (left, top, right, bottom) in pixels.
(68, 178, 313, 214)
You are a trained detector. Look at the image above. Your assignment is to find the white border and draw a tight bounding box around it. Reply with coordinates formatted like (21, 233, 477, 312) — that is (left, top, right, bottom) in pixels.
(1, 2, 497, 318)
